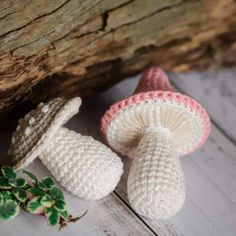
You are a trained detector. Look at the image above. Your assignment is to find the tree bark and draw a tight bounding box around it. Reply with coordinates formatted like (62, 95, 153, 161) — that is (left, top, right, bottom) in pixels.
(0, 0, 236, 112)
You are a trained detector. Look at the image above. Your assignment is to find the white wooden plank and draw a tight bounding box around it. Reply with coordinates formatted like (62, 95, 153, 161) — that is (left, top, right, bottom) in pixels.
(1, 68, 236, 236)
(68, 73, 236, 236)
(116, 126, 236, 236)
(169, 68, 236, 143)
(0, 118, 154, 235)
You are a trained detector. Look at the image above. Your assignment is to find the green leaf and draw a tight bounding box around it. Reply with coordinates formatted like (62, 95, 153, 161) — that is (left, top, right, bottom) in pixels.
(12, 188, 27, 203)
(1, 166, 16, 179)
(39, 177, 55, 190)
(26, 197, 44, 214)
(49, 187, 64, 200)
(45, 207, 60, 226)
(38, 181, 46, 189)
(0, 177, 12, 189)
(0, 190, 13, 200)
(60, 210, 69, 220)
(40, 194, 53, 208)
(26, 187, 45, 197)
(0, 200, 20, 221)
(0, 196, 3, 206)
(16, 178, 27, 188)
(8, 178, 16, 187)
(23, 170, 38, 185)
(54, 200, 65, 211)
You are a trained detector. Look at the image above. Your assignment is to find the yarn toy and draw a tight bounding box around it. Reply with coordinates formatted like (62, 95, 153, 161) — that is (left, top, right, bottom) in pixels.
(9, 97, 123, 200)
(101, 67, 210, 219)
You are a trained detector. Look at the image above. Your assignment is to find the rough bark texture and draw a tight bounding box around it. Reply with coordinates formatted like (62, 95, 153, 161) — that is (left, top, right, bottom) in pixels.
(0, 0, 236, 112)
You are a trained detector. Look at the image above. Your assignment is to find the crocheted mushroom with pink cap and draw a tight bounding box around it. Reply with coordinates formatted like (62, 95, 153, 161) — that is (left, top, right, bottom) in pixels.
(8, 97, 123, 200)
(101, 67, 210, 219)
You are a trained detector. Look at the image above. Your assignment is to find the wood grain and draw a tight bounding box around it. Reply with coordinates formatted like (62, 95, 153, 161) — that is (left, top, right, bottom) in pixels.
(1, 68, 236, 235)
(0, 0, 236, 112)
(65, 70, 236, 236)
(0, 147, 154, 235)
(169, 68, 236, 144)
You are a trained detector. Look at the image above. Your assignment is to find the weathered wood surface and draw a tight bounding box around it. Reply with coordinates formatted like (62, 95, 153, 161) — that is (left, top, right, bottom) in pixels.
(0, 0, 236, 112)
(69, 71, 236, 236)
(0, 162, 154, 236)
(169, 68, 236, 144)
(1, 68, 236, 235)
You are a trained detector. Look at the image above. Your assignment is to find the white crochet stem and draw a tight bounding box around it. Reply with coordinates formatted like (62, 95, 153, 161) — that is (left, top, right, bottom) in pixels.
(39, 127, 123, 200)
(127, 126, 185, 219)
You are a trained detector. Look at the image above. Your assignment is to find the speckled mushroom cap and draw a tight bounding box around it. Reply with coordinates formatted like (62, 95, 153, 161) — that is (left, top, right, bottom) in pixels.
(101, 68, 210, 157)
(9, 97, 81, 170)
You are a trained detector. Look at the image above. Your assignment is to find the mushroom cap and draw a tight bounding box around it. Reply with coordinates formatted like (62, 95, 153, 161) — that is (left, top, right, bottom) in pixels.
(9, 97, 82, 170)
(101, 91, 210, 156)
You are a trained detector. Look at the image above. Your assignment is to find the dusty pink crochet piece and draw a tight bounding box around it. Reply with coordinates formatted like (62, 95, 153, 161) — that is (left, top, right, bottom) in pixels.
(101, 67, 211, 220)
(134, 67, 174, 93)
(101, 67, 210, 155)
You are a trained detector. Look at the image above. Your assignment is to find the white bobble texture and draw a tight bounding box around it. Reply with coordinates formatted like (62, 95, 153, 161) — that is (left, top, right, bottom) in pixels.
(38, 102, 44, 108)
(11, 137, 15, 144)
(29, 117, 35, 125)
(41, 105, 49, 113)
(24, 127, 31, 136)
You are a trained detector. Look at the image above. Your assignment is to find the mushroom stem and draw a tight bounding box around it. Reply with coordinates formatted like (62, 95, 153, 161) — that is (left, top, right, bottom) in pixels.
(134, 67, 174, 94)
(39, 127, 123, 200)
(127, 126, 185, 219)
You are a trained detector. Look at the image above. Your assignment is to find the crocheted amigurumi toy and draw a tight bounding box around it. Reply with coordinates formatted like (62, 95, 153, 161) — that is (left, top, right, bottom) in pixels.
(8, 97, 123, 200)
(101, 67, 210, 219)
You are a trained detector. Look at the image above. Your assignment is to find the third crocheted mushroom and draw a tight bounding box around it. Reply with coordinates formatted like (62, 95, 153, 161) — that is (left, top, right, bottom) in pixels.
(101, 67, 210, 219)
(9, 97, 123, 200)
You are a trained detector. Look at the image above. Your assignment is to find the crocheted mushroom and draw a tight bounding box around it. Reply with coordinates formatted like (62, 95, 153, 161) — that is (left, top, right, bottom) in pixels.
(101, 67, 210, 219)
(8, 97, 123, 200)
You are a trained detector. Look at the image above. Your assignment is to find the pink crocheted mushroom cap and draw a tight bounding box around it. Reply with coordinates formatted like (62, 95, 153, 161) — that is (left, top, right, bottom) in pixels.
(101, 67, 210, 157)
(101, 67, 211, 219)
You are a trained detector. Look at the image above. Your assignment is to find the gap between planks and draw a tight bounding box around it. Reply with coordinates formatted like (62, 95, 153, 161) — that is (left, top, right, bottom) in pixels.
(75, 69, 236, 236)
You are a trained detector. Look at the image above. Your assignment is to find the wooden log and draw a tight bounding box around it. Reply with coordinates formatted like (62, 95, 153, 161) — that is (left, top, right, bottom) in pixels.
(0, 0, 236, 112)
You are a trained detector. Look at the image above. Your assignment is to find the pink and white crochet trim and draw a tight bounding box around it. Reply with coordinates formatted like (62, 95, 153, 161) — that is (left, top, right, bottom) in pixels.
(100, 67, 211, 220)
(101, 68, 210, 155)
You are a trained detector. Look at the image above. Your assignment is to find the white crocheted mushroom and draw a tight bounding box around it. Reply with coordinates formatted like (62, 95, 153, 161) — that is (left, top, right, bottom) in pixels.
(9, 97, 123, 200)
(101, 68, 210, 219)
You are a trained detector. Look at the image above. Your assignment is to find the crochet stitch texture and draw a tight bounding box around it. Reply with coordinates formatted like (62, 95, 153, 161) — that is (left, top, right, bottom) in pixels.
(101, 67, 210, 219)
(9, 97, 123, 200)
(127, 127, 185, 219)
(10, 97, 81, 169)
(40, 128, 123, 200)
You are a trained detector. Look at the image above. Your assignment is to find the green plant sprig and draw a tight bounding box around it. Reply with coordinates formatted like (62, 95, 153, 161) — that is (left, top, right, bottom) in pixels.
(0, 166, 86, 229)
